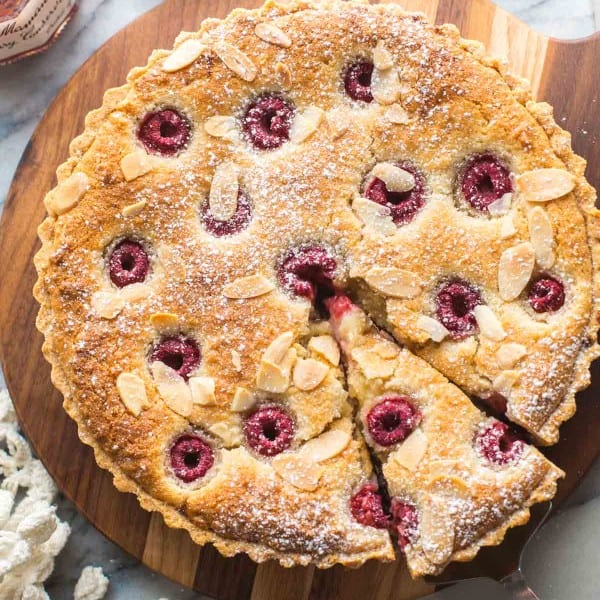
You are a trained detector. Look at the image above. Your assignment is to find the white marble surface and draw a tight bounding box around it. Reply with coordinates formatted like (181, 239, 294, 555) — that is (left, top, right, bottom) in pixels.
(0, 1, 598, 598)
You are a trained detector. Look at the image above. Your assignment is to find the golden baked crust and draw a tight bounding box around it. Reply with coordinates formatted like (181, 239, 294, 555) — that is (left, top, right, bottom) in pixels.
(34, 0, 597, 576)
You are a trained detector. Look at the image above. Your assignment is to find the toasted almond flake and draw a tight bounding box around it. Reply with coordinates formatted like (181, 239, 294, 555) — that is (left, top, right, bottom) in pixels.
(122, 199, 147, 217)
(365, 266, 421, 298)
(290, 106, 324, 144)
(151, 362, 192, 417)
(209, 162, 239, 222)
(214, 42, 257, 81)
(256, 348, 296, 394)
(417, 315, 449, 343)
(351, 346, 395, 379)
(516, 168, 575, 202)
(204, 116, 237, 140)
(120, 150, 152, 182)
(385, 103, 410, 124)
(209, 422, 243, 447)
(325, 108, 349, 140)
(150, 312, 178, 329)
(493, 369, 521, 395)
(223, 275, 274, 299)
(498, 242, 535, 301)
(292, 358, 329, 391)
(116, 372, 148, 416)
(189, 376, 216, 405)
(371, 67, 401, 105)
(427, 473, 470, 497)
(254, 22, 291, 47)
(487, 192, 512, 216)
(496, 343, 528, 369)
(500, 215, 517, 239)
(371, 163, 415, 193)
(162, 38, 205, 72)
(527, 206, 555, 268)
(352, 196, 397, 236)
(120, 283, 151, 303)
(274, 61, 292, 88)
(231, 349, 242, 371)
(473, 305, 506, 341)
(263, 331, 294, 364)
(371, 340, 399, 359)
(373, 40, 394, 70)
(300, 430, 351, 462)
(421, 497, 455, 564)
(231, 386, 255, 412)
(45, 172, 88, 216)
(390, 428, 428, 470)
(271, 454, 323, 491)
(308, 335, 340, 366)
(91, 291, 124, 319)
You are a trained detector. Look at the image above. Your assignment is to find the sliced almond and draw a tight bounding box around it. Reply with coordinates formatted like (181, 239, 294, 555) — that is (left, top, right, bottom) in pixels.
(45, 172, 88, 216)
(493, 369, 521, 395)
(487, 192, 512, 216)
(120, 150, 152, 182)
(256, 348, 296, 394)
(325, 108, 349, 140)
(91, 291, 124, 319)
(308, 335, 340, 366)
(116, 372, 148, 416)
(231, 386, 255, 412)
(371, 163, 415, 193)
(189, 376, 216, 405)
(516, 168, 575, 202)
(496, 342, 527, 369)
(204, 116, 237, 140)
(274, 61, 292, 88)
(223, 275, 275, 299)
(230, 349, 242, 372)
(390, 428, 428, 470)
(254, 22, 291, 47)
(385, 103, 410, 124)
(365, 266, 421, 298)
(209, 161, 239, 222)
(351, 346, 395, 379)
(371, 67, 401, 105)
(271, 453, 323, 491)
(122, 199, 147, 217)
(151, 361, 192, 417)
(417, 315, 449, 343)
(527, 206, 555, 269)
(292, 358, 329, 391)
(473, 305, 506, 341)
(290, 106, 324, 144)
(263, 331, 294, 365)
(420, 497, 455, 564)
(214, 42, 257, 82)
(352, 196, 396, 236)
(121, 283, 151, 303)
(498, 242, 535, 301)
(373, 40, 394, 70)
(162, 38, 205, 72)
(500, 215, 517, 239)
(371, 340, 399, 359)
(209, 422, 243, 447)
(150, 312, 178, 330)
(300, 429, 351, 462)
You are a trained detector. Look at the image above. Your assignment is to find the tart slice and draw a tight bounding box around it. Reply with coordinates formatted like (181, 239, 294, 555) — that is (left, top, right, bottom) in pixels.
(327, 295, 563, 577)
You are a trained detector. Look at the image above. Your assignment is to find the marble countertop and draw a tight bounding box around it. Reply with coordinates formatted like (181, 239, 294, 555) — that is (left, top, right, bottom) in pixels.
(0, 1, 598, 598)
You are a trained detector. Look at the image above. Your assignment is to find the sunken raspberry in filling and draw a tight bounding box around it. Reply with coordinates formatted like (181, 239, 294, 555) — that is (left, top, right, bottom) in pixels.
(476, 421, 524, 466)
(367, 396, 421, 447)
(435, 279, 482, 339)
(244, 406, 295, 457)
(150, 336, 201, 381)
(108, 240, 150, 288)
(201, 189, 252, 236)
(138, 108, 191, 156)
(350, 483, 390, 529)
(460, 153, 513, 212)
(390, 499, 419, 550)
(528, 275, 565, 313)
(344, 61, 374, 103)
(365, 163, 426, 225)
(242, 94, 294, 150)
(170, 434, 214, 482)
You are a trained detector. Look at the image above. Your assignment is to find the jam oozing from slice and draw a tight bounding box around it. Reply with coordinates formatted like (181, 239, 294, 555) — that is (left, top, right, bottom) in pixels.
(138, 108, 191, 156)
(150, 336, 201, 381)
(344, 61, 374, 103)
(108, 240, 150, 288)
(367, 396, 421, 447)
(324, 294, 355, 321)
(460, 154, 512, 212)
(244, 406, 295, 457)
(435, 279, 482, 339)
(242, 94, 294, 150)
(350, 483, 390, 529)
(528, 275, 565, 313)
(201, 189, 252, 236)
(365, 163, 426, 225)
(170, 434, 214, 482)
(390, 499, 419, 550)
(476, 421, 524, 466)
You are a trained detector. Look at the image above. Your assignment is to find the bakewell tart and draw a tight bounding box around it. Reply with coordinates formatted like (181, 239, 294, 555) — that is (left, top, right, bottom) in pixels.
(34, 0, 599, 576)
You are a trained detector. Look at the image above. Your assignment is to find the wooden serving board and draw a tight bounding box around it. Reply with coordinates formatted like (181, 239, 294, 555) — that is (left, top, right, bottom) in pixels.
(0, 1, 598, 598)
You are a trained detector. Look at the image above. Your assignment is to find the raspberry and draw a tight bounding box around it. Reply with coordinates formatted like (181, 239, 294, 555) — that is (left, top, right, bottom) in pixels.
(108, 240, 150, 288)
(137, 108, 191, 156)
(528, 276, 565, 313)
(435, 279, 482, 339)
(324, 294, 355, 321)
(390, 499, 419, 550)
(150, 336, 201, 381)
(170, 434, 214, 482)
(460, 154, 512, 212)
(201, 189, 252, 236)
(242, 94, 294, 150)
(476, 421, 524, 466)
(350, 483, 390, 529)
(344, 62, 374, 103)
(366, 396, 421, 447)
(244, 407, 295, 457)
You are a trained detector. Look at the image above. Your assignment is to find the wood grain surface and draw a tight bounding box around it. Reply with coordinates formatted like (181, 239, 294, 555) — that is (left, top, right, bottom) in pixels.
(0, 1, 598, 598)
